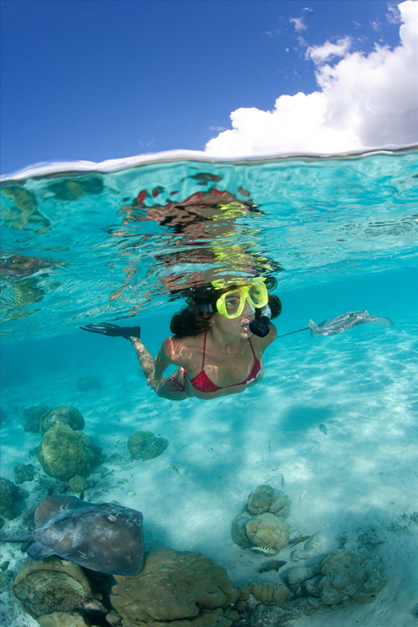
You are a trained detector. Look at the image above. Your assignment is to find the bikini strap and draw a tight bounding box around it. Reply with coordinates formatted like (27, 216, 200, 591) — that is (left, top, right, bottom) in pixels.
(248, 337, 256, 357)
(202, 328, 208, 369)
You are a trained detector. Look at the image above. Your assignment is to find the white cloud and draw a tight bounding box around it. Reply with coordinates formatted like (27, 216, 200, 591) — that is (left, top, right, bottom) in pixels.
(387, 3, 402, 23)
(306, 37, 352, 64)
(290, 17, 307, 32)
(205, 1, 418, 156)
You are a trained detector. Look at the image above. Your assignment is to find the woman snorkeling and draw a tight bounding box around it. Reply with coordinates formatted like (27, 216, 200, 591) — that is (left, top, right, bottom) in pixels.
(81, 276, 281, 401)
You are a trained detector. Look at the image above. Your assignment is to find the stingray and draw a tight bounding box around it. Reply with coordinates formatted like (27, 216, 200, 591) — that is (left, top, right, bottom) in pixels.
(277, 310, 393, 339)
(0, 495, 144, 576)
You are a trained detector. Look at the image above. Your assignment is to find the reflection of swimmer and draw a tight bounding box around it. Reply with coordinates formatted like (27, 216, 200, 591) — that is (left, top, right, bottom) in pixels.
(115, 187, 262, 238)
(111, 182, 281, 300)
(81, 277, 281, 401)
(1, 185, 50, 233)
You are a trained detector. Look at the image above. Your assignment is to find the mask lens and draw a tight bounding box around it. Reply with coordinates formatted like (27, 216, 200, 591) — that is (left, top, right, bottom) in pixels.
(224, 291, 243, 316)
(249, 283, 267, 307)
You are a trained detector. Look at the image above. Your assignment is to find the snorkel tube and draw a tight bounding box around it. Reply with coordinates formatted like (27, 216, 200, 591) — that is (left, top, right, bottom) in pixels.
(249, 303, 271, 338)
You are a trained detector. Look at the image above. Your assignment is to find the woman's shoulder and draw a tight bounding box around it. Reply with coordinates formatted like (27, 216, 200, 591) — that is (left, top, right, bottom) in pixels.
(161, 333, 204, 365)
(251, 322, 277, 351)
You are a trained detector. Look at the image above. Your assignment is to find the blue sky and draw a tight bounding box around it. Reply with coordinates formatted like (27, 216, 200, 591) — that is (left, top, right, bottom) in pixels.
(1, 0, 416, 174)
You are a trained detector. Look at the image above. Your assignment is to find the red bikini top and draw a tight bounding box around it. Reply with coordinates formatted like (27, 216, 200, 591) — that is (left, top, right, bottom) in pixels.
(187, 329, 262, 393)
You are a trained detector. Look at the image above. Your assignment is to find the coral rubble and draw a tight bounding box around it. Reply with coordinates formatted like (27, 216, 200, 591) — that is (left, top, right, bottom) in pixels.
(13, 463, 36, 484)
(110, 548, 238, 626)
(68, 475, 88, 493)
(247, 485, 291, 518)
(231, 485, 291, 555)
(13, 557, 106, 618)
(37, 613, 93, 627)
(318, 546, 386, 605)
(40, 406, 85, 435)
(0, 477, 25, 519)
(127, 431, 169, 460)
(21, 405, 51, 433)
(37, 424, 101, 481)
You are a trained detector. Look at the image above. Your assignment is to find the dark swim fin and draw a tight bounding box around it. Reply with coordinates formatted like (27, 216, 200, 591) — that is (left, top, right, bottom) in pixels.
(80, 323, 141, 339)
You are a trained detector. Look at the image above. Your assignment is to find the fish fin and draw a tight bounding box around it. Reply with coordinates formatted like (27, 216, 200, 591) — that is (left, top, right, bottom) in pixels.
(35, 495, 90, 527)
(370, 316, 393, 327)
(308, 319, 321, 337)
(25, 540, 55, 561)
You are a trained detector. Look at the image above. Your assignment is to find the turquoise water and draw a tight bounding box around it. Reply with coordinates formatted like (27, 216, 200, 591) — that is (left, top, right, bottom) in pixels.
(0, 149, 417, 625)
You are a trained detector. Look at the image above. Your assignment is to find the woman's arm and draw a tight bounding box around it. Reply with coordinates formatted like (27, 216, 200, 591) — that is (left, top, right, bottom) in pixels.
(153, 339, 173, 380)
(252, 322, 277, 355)
(146, 336, 189, 389)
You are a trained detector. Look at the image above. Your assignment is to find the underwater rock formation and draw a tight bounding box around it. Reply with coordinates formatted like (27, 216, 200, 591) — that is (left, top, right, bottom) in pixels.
(13, 556, 106, 619)
(0, 477, 25, 519)
(37, 424, 101, 481)
(68, 475, 88, 493)
(245, 514, 291, 554)
(21, 405, 51, 433)
(283, 530, 387, 607)
(284, 565, 321, 597)
(231, 485, 292, 555)
(247, 485, 291, 519)
(37, 613, 93, 627)
(40, 406, 85, 435)
(14, 464, 36, 484)
(110, 548, 238, 626)
(238, 582, 290, 604)
(76, 375, 102, 392)
(318, 546, 386, 605)
(127, 431, 169, 460)
(236, 597, 322, 627)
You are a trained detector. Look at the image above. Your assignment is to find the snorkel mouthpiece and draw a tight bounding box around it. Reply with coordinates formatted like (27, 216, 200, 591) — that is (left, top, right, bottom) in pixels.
(249, 304, 271, 338)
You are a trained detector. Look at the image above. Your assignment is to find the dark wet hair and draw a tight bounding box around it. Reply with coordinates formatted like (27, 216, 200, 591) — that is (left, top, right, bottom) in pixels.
(170, 276, 281, 338)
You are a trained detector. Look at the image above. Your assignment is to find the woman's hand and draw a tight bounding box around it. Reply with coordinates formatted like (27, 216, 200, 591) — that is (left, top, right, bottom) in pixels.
(146, 373, 160, 390)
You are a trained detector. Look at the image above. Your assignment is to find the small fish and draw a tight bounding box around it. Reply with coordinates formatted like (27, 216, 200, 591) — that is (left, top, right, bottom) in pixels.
(169, 464, 181, 476)
(251, 546, 277, 555)
(299, 489, 307, 502)
(281, 474, 285, 487)
(175, 427, 187, 433)
(319, 424, 328, 435)
(268, 440, 271, 452)
(258, 559, 287, 573)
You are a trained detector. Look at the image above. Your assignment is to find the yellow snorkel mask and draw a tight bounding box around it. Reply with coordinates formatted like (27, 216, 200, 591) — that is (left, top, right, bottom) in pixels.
(214, 277, 269, 319)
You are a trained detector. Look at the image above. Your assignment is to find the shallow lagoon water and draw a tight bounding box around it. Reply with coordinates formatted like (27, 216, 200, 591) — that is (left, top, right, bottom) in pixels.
(0, 149, 417, 625)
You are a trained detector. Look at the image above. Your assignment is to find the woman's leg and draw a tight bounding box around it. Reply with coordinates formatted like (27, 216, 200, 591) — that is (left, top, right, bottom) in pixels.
(130, 338, 189, 401)
(130, 337, 155, 378)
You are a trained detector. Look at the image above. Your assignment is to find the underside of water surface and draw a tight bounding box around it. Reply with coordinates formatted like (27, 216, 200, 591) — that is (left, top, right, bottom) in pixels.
(1, 147, 417, 341)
